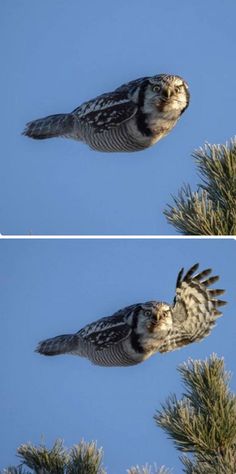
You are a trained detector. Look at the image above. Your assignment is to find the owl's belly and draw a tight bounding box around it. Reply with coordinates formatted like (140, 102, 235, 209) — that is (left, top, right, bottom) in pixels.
(75, 121, 152, 153)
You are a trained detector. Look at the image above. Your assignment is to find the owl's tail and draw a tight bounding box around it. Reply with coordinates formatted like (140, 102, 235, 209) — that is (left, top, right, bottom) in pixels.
(22, 113, 75, 140)
(36, 334, 79, 356)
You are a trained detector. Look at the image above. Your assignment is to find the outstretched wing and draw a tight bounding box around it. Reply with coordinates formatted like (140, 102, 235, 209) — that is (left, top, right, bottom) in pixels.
(159, 263, 226, 353)
(72, 89, 137, 132)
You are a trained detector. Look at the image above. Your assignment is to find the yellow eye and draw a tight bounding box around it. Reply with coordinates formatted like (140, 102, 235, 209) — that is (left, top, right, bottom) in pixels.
(175, 85, 182, 93)
(153, 85, 161, 92)
(160, 311, 169, 320)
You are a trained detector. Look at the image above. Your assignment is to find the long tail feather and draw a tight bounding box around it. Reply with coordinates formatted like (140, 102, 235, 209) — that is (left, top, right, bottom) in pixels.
(36, 334, 79, 356)
(23, 113, 75, 140)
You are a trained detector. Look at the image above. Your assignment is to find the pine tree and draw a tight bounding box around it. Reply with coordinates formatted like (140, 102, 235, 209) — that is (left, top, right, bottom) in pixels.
(164, 139, 236, 235)
(155, 354, 236, 473)
(3, 356, 236, 473)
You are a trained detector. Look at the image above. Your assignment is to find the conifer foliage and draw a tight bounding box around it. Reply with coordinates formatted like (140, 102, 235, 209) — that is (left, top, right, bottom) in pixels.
(3, 440, 106, 474)
(3, 356, 236, 473)
(155, 355, 236, 473)
(164, 139, 236, 235)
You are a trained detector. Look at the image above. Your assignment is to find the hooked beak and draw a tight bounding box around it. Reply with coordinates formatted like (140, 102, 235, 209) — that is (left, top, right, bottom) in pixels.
(148, 315, 158, 329)
(162, 86, 172, 99)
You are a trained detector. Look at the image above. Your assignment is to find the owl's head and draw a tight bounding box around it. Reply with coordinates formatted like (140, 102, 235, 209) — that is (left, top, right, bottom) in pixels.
(135, 302, 173, 335)
(145, 74, 190, 115)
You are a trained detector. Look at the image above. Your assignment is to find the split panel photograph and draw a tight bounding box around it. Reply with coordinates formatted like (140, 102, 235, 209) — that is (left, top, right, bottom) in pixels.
(1, 1, 236, 473)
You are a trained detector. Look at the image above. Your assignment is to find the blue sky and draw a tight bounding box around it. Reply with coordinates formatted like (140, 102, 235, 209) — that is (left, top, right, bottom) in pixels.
(1, 239, 235, 472)
(1, 0, 236, 235)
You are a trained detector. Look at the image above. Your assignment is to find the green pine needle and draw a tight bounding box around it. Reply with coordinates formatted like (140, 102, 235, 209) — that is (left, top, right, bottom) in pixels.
(127, 465, 171, 474)
(2, 439, 106, 474)
(164, 138, 236, 235)
(154, 355, 236, 473)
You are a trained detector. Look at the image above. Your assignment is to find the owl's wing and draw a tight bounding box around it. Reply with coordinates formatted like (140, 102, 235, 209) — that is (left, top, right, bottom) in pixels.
(76, 304, 143, 366)
(114, 76, 148, 93)
(159, 263, 226, 353)
(72, 89, 138, 132)
(77, 304, 141, 350)
(79, 319, 131, 350)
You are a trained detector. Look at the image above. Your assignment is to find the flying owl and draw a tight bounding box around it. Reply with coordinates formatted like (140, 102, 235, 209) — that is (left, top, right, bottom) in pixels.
(36, 264, 226, 367)
(23, 74, 190, 153)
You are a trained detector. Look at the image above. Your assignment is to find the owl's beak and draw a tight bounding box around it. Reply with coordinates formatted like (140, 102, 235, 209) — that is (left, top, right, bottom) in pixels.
(162, 86, 172, 99)
(149, 315, 158, 327)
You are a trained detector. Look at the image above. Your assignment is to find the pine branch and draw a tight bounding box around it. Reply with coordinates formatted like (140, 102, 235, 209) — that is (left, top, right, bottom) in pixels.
(17, 439, 68, 473)
(2, 439, 170, 474)
(2, 439, 106, 474)
(127, 465, 171, 474)
(164, 138, 236, 235)
(67, 441, 106, 474)
(2, 468, 30, 474)
(154, 355, 236, 473)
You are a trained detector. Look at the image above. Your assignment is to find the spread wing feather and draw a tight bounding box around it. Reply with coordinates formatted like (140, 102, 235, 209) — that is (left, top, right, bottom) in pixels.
(159, 263, 226, 353)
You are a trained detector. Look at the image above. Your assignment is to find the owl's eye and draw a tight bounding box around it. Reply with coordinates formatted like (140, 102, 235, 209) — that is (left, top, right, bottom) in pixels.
(153, 85, 161, 92)
(174, 85, 182, 93)
(145, 310, 152, 317)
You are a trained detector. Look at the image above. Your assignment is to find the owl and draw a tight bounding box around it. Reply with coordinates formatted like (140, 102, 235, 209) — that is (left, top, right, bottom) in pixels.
(36, 264, 226, 367)
(23, 74, 190, 153)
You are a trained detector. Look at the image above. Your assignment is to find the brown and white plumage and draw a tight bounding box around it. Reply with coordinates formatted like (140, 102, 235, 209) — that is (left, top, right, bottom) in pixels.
(23, 74, 190, 153)
(36, 264, 226, 367)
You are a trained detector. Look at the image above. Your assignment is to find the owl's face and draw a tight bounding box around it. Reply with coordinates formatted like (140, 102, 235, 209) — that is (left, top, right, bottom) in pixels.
(134, 302, 173, 355)
(145, 74, 190, 115)
(137, 302, 173, 335)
